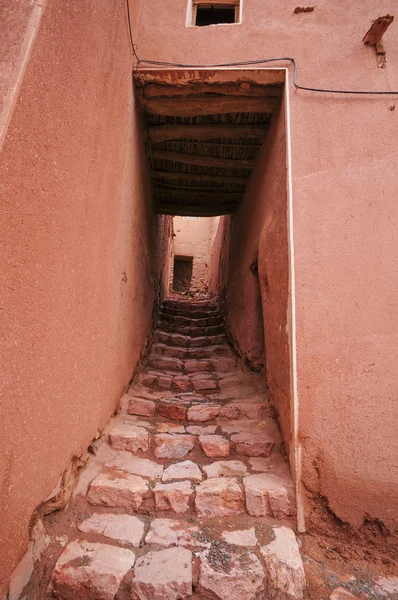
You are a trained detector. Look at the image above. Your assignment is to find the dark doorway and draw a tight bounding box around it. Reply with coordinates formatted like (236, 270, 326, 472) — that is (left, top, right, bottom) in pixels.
(173, 256, 193, 292)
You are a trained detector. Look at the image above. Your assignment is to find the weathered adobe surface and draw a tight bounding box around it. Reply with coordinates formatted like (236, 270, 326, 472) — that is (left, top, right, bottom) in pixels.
(21, 300, 398, 599)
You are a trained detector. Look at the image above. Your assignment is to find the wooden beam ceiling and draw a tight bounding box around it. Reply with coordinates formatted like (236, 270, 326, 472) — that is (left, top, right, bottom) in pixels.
(134, 69, 284, 217)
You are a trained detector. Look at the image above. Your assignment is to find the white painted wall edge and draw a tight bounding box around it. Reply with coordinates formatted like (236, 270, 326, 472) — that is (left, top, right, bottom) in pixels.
(284, 69, 306, 533)
(0, 0, 48, 152)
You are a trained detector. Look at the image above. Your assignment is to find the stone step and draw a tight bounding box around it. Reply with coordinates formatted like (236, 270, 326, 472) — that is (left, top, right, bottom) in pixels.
(154, 330, 226, 347)
(151, 342, 232, 360)
(159, 311, 224, 328)
(126, 393, 268, 423)
(162, 299, 217, 312)
(147, 355, 237, 374)
(138, 369, 246, 393)
(48, 524, 305, 600)
(161, 305, 220, 319)
(157, 321, 224, 337)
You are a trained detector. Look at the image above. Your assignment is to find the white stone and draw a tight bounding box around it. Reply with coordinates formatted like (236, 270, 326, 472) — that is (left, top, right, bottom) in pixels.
(145, 518, 209, 548)
(221, 527, 258, 547)
(131, 547, 192, 600)
(199, 547, 264, 600)
(260, 527, 305, 599)
(106, 453, 163, 481)
(203, 460, 248, 478)
(162, 461, 203, 482)
(78, 513, 145, 546)
(49, 540, 135, 600)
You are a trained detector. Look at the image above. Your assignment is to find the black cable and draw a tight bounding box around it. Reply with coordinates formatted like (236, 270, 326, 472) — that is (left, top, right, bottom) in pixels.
(125, 0, 398, 95)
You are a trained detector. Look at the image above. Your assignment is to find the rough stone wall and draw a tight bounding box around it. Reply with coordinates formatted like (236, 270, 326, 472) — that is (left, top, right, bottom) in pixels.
(136, 0, 398, 535)
(171, 216, 220, 292)
(0, 0, 167, 591)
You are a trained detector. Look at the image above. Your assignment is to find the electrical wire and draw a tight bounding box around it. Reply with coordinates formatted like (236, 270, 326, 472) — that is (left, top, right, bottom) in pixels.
(125, 0, 398, 96)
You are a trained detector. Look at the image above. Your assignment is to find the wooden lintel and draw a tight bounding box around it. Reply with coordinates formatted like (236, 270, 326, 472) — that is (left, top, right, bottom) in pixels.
(139, 95, 279, 117)
(136, 82, 283, 99)
(147, 124, 266, 143)
(193, 0, 239, 5)
(363, 14, 394, 46)
(156, 203, 237, 216)
(151, 149, 255, 169)
(154, 171, 248, 184)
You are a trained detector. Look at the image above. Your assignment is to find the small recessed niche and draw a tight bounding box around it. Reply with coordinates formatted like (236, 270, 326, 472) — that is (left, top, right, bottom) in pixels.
(188, 0, 241, 27)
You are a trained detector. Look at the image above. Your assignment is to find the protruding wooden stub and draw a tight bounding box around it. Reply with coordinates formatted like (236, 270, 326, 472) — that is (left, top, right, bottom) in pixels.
(363, 14, 394, 46)
(293, 6, 314, 14)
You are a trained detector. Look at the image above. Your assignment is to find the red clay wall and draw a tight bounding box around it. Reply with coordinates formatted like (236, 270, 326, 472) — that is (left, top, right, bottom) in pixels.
(0, 0, 163, 590)
(257, 101, 291, 453)
(136, 0, 398, 536)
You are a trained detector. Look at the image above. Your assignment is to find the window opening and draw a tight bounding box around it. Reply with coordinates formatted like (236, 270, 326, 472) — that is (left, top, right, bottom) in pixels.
(173, 256, 193, 292)
(190, 1, 240, 26)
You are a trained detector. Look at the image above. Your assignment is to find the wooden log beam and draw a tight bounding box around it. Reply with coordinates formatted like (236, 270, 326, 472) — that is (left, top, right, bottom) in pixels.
(154, 171, 248, 184)
(151, 149, 255, 169)
(156, 203, 237, 216)
(363, 14, 394, 46)
(155, 187, 242, 200)
(139, 95, 279, 116)
(147, 124, 266, 143)
(136, 82, 283, 99)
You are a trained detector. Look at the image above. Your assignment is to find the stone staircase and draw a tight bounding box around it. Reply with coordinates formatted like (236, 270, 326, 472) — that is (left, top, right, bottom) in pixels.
(42, 298, 306, 600)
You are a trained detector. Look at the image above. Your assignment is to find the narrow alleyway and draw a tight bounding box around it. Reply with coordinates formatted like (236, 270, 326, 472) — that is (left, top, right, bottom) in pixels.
(29, 297, 304, 599)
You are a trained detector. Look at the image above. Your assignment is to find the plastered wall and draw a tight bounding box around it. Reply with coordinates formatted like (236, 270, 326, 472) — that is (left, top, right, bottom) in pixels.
(172, 216, 220, 292)
(136, 0, 398, 536)
(0, 0, 165, 590)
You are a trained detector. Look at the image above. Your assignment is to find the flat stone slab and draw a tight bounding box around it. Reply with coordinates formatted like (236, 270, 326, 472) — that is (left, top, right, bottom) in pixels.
(106, 453, 163, 481)
(243, 474, 291, 518)
(156, 422, 185, 434)
(199, 434, 230, 457)
(330, 587, 361, 600)
(78, 513, 145, 546)
(49, 540, 135, 600)
(186, 425, 217, 435)
(231, 431, 275, 457)
(217, 419, 259, 436)
(260, 526, 306, 600)
(127, 396, 156, 417)
(195, 477, 244, 518)
(198, 547, 264, 600)
(87, 473, 148, 510)
(157, 400, 187, 421)
(153, 481, 193, 513)
(374, 577, 398, 597)
(145, 518, 209, 548)
(219, 402, 265, 420)
(162, 460, 203, 482)
(187, 404, 221, 422)
(248, 457, 271, 473)
(203, 460, 248, 479)
(221, 527, 258, 547)
(108, 423, 150, 454)
(131, 547, 192, 600)
(154, 434, 195, 459)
